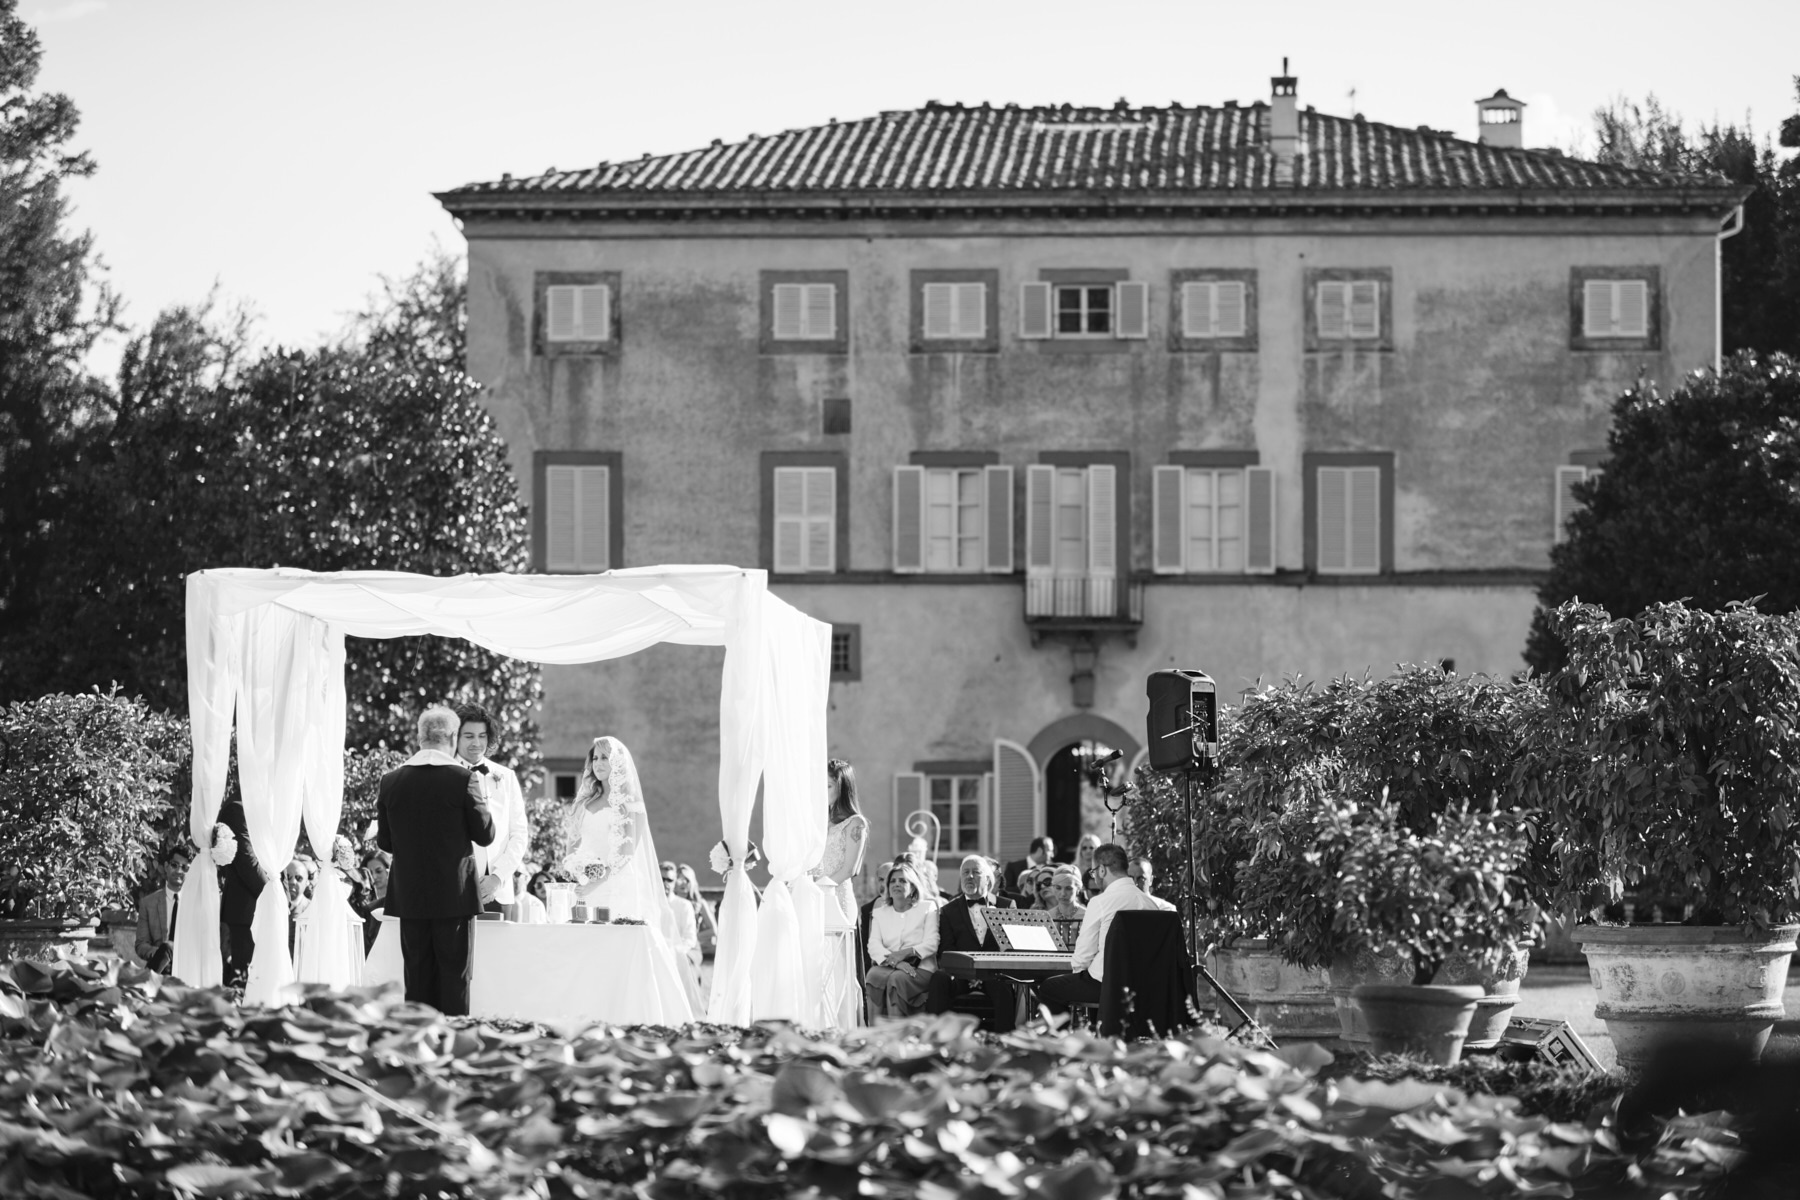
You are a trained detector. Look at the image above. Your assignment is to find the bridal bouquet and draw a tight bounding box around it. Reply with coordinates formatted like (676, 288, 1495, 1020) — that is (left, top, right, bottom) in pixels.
(210, 823, 238, 867)
(564, 807, 632, 883)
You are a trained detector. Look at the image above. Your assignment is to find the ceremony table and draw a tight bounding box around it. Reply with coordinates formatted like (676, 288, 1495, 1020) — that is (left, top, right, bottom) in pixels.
(364, 918, 695, 1027)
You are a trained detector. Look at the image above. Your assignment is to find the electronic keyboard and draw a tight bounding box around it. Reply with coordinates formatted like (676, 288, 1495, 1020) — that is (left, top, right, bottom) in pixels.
(939, 950, 1074, 980)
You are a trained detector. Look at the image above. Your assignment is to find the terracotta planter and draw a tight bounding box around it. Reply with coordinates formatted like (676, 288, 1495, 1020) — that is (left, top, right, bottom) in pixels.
(1206, 939, 1338, 1039)
(1437, 946, 1531, 1049)
(1324, 949, 1411, 1042)
(1353, 983, 1484, 1065)
(0, 918, 99, 963)
(1574, 924, 1798, 1070)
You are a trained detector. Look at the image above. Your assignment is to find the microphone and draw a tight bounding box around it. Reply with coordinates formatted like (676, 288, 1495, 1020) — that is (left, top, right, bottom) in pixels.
(1095, 748, 1123, 767)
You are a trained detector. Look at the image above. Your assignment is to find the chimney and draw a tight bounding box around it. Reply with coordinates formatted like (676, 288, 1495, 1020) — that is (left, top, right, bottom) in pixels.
(1476, 89, 1525, 149)
(1270, 58, 1298, 185)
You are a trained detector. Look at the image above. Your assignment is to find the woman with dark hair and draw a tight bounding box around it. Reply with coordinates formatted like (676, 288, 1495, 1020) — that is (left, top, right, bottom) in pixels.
(517, 871, 551, 924)
(357, 848, 392, 952)
(815, 757, 870, 1027)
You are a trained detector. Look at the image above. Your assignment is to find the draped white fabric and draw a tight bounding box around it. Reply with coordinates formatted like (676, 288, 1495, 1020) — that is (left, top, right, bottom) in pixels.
(293, 869, 363, 988)
(180, 567, 829, 1021)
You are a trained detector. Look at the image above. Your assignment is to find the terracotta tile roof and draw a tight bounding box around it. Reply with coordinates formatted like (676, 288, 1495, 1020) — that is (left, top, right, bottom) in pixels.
(442, 101, 1734, 204)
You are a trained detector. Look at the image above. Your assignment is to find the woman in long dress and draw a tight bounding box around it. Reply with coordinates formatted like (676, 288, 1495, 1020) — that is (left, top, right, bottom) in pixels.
(815, 758, 868, 1028)
(561, 736, 696, 1021)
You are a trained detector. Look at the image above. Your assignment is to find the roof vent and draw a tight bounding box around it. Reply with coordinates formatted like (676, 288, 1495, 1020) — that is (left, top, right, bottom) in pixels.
(1223, 99, 1238, 108)
(500, 172, 511, 182)
(1476, 88, 1525, 149)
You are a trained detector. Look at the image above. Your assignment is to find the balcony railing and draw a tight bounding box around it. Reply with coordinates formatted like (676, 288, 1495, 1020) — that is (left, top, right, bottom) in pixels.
(1024, 574, 1145, 622)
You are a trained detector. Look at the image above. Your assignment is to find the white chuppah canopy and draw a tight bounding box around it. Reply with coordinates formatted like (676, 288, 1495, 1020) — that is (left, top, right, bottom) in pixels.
(172, 566, 831, 1024)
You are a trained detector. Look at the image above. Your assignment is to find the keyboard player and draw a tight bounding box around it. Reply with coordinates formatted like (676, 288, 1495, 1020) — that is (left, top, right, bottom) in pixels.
(1038, 843, 1158, 1017)
(925, 855, 1019, 1031)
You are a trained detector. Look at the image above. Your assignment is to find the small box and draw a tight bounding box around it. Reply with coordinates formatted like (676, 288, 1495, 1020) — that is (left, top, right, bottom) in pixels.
(1499, 1017, 1602, 1072)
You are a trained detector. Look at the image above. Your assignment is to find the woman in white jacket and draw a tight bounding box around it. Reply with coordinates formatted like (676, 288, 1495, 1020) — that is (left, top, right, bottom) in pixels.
(863, 860, 940, 1018)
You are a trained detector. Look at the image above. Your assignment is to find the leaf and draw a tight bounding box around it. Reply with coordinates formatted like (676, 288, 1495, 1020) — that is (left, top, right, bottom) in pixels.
(273, 1155, 350, 1189)
(162, 1164, 272, 1196)
(1031, 1159, 1117, 1200)
(766, 1113, 813, 1158)
(770, 1060, 841, 1116)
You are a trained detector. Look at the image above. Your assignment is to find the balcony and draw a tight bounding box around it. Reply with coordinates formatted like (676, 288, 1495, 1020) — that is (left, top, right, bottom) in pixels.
(1024, 574, 1144, 647)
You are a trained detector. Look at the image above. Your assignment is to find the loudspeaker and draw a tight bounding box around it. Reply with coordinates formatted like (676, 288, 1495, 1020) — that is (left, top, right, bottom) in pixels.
(1145, 669, 1218, 771)
(1497, 1017, 1601, 1072)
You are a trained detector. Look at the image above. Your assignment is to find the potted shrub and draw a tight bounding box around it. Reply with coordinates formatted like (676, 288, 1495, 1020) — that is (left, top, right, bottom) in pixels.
(0, 690, 184, 960)
(1335, 800, 1539, 1065)
(1526, 600, 1800, 1068)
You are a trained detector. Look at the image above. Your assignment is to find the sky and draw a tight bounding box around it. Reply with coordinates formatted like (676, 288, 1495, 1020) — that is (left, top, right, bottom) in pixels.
(25, 0, 1800, 375)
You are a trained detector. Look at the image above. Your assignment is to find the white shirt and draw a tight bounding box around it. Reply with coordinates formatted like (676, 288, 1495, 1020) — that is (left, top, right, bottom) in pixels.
(1071, 876, 1160, 982)
(469, 757, 529, 903)
(868, 900, 941, 964)
(1143, 892, 1177, 913)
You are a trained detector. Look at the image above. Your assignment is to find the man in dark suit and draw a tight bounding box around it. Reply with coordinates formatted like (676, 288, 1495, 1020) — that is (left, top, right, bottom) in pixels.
(377, 704, 496, 1016)
(1002, 836, 1056, 899)
(216, 794, 267, 991)
(925, 855, 1020, 1031)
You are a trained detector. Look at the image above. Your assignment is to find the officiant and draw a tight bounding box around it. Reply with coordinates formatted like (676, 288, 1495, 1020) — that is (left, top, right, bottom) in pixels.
(454, 703, 530, 914)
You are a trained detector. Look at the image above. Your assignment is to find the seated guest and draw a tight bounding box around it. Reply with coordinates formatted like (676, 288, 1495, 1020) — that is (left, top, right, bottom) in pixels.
(925, 855, 1019, 1030)
(357, 848, 392, 952)
(517, 871, 551, 924)
(858, 859, 895, 965)
(661, 860, 705, 1009)
(1046, 867, 1087, 921)
(1073, 835, 1104, 894)
(1002, 837, 1056, 897)
(134, 845, 193, 973)
(864, 861, 939, 1019)
(1024, 867, 1058, 911)
(282, 858, 314, 955)
(1038, 843, 1159, 1017)
(1128, 857, 1178, 912)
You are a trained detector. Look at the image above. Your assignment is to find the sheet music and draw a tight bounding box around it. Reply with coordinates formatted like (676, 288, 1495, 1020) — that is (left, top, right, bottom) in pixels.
(1001, 924, 1058, 952)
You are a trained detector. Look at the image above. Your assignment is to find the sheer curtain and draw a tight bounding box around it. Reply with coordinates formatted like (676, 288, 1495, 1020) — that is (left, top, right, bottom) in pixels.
(172, 585, 237, 987)
(707, 574, 764, 1023)
(294, 627, 358, 987)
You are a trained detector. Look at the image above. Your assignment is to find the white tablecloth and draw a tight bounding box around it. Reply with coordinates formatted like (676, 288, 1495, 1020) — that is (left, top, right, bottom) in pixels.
(365, 917, 695, 1028)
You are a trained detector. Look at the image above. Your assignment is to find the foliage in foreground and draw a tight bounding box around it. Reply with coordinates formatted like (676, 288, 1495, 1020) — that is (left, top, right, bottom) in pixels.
(0, 956, 1764, 1199)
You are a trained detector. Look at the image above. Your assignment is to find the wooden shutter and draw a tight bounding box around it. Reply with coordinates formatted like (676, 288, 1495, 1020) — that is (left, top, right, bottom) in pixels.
(893, 464, 925, 572)
(1024, 464, 1055, 575)
(1115, 281, 1150, 339)
(1583, 280, 1613, 337)
(574, 285, 610, 341)
(922, 283, 953, 340)
(1316, 281, 1347, 339)
(1245, 466, 1276, 573)
(773, 467, 806, 571)
(1216, 282, 1247, 337)
(1019, 282, 1052, 339)
(955, 283, 987, 338)
(1317, 466, 1349, 573)
(545, 465, 608, 571)
(578, 467, 609, 569)
(546, 465, 577, 569)
(893, 773, 926, 857)
(1554, 465, 1587, 544)
(1180, 282, 1209, 337)
(982, 464, 1013, 573)
(773, 284, 804, 340)
(546, 286, 578, 342)
(1348, 281, 1380, 338)
(804, 467, 835, 570)
(803, 284, 836, 339)
(1347, 467, 1380, 571)
(1086, 463, 1117, 615)
(1153, 464, 1186, 573)
(1615, 281, 1648, 337)
(992, 739, 1040, 863)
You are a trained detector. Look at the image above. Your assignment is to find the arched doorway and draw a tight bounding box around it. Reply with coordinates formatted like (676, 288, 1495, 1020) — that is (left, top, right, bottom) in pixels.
(1028, 714, 1140, 859)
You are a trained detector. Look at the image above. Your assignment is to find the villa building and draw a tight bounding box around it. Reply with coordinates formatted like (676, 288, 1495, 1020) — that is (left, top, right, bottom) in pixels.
(438, 73, 1745, 877)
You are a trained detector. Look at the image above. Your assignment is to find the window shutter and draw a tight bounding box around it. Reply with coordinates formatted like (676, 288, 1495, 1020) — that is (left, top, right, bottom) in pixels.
(772, 284, 804, 340)
(577, 465, 609, 569)
(1616, 281, 1648, 337)
(892, 465, 925, 572)
(804, 284, 836, 339)
(894, 772, 926, 855)
(955, 283, 987, 338)
(546, 286, 578, 342)
(1180, 282, 1212, 338)
(1216, 281, 1248, 337)
(1348, 467, 1381, 572)
(575, 285, 610, 341)
(1348, 281, 1380, 338)
(992, 739, 1040, 863)
(546, 465, 578, 569)
(1317, 467, 1349, 573)
(922, 283, 953, 340)
(804, 467, 836, 570)
(773, 467, 807, 571)
(982, 464, 1013, 573)
(1025, 464, 1055, 574)
(1153, 465, 1186, 573)
(1115, 281, 1150, 339)
(1316, 282, 1348, 339)
(1019, 282, 1052, 339)
(1554, 465, 1587, 544)
(1086, 463, 1117, 615)
(1245, 465, 1276, 574)
(1583, 280, 1614, 337)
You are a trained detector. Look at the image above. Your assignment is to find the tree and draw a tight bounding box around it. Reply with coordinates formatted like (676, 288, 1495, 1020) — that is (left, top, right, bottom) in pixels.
(1524, 353, 1800, 673)
(0, 1, 116, 686)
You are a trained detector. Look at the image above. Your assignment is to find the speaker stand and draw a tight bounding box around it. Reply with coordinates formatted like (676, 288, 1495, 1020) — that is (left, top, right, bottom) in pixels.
(1181, 760, 1274, 1048)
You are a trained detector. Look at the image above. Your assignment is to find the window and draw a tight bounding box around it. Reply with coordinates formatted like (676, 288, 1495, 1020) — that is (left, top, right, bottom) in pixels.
(1303, 452, 1394, 576)
(1570, 267, 1660, 351)
(1554, 463, 1605, 544)
(829, 624, 861, 681)
(534, 271, 619, 355)
(1152, 458, 1277, 574)
(892, 457, 1013, 574)
(929, 775, 985, 855)
(761, 270, 848, 353)
(912, 269, 999, 352)
(1305, 268, 1393, 350)
(1025, 455, 1128, 617)
(1020, 277, 1149, 341)
(1182, 282, 1247, 338)
(533, 451, 622, 572)
(762, 451, 847, 574)
(541, 759, 584, 803)
(924, 283, 987, 339)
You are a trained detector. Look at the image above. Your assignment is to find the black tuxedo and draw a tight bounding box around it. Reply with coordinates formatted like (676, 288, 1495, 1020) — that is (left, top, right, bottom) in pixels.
(377, 758, 495, 1015)
(216, 796, 265, 989)
(925, 893, 1019, 1030)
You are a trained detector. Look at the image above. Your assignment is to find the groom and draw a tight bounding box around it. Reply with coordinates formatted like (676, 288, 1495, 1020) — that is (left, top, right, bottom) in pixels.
(377, 704, 496, 1015)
